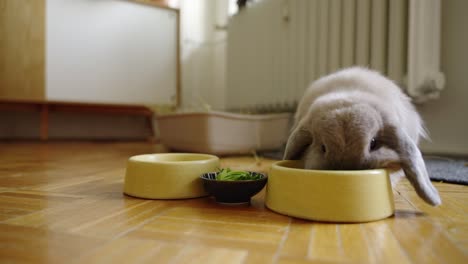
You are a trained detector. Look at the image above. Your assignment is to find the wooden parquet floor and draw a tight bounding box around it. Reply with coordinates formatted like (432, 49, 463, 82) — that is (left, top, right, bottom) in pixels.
(0, 142, 466, 263)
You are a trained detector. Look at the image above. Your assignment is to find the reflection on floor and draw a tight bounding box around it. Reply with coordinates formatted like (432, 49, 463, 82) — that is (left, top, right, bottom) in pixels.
(0, 142, 466, 263)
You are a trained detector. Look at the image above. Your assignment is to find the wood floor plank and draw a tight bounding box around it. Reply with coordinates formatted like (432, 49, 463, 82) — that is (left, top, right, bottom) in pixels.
(387, 217, 467, 264)
(0, 142, 466, 264)
(75, 237, 164, 264)
(361, 222, 412, 264)
(172, 245, 248, 264)
(4, 196, 144, 231)
(0, 190, 83, 221)
(279, 219, 313, 258)
(73, 200, 170, 238)
(125, 228, 281, 254)
(0, 223, 104, 264)
(156, 206, 290, 227)
(308, 224, 343, 262)
(339, 224, 374, 263)
(141, 216, 286, 243)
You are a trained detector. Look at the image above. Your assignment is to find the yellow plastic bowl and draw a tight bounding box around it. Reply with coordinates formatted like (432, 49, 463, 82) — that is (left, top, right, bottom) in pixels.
(124, 153, 219, 199)
(265, 160, 394, 222)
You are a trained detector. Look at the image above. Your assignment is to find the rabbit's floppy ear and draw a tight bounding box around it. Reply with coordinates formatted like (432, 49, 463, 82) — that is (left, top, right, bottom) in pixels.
(386, 126, 441, 206)
(283, 126, 313, 160)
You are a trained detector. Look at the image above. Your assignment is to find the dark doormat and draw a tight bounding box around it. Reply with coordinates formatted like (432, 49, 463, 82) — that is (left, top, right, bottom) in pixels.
(425, 156, 468, 185)
(259, 151, 468, 185)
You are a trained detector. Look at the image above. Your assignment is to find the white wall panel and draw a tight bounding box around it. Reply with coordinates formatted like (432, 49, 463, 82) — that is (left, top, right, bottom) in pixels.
(46, 0, 177, 105)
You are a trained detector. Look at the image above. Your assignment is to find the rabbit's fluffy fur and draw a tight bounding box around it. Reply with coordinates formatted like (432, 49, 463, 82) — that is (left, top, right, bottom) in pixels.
(284, 67, 441, 206)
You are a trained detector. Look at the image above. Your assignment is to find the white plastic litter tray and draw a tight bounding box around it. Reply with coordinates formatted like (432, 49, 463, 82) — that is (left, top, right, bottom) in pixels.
(155, 111, 292, 155)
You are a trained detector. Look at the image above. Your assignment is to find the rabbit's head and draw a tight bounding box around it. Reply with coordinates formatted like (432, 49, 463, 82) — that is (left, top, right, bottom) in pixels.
(284, 98, 441, 206)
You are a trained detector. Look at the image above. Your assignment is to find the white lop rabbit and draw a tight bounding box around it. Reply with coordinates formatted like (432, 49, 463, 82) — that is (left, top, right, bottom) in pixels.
(284, 67, 441, 206)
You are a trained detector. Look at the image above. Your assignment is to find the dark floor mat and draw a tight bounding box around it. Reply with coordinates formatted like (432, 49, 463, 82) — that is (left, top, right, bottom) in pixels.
(425, 156, 468, 185)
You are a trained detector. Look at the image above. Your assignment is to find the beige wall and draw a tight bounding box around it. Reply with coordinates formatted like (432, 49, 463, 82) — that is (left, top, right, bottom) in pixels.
(418, 0, 468, 156)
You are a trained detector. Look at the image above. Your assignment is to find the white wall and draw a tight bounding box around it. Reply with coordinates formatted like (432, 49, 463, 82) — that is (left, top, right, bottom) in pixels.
(418, 0, 468, 156)
(46, 0, 177, 105)
(179, 0, 229, 110)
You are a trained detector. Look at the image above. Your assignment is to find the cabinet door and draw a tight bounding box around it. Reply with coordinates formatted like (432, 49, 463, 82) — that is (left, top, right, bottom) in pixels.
(46, 0, 178, 106)
(0, 0, 46, 100)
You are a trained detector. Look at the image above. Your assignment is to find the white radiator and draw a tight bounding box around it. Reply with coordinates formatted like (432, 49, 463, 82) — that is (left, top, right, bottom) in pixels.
(226, 0, 444, 112)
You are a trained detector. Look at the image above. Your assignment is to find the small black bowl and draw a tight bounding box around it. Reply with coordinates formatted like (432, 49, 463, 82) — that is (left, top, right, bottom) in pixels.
(200, 171, 268, 204)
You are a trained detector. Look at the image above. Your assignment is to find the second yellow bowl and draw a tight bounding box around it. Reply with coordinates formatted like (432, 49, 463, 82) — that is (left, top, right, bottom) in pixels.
(266, 160, 394, 222)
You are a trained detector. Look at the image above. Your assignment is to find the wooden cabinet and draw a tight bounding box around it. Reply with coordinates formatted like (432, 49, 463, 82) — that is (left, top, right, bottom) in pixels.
(0, 0, 45, 100)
